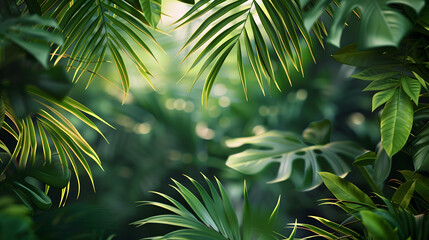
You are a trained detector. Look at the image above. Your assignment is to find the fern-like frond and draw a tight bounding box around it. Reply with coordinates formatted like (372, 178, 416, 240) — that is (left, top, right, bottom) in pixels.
(41, 0, 159, 98)
(0, 88, 111, 205)
(176, 0, 322, 104)
(133, 174, 284, 239)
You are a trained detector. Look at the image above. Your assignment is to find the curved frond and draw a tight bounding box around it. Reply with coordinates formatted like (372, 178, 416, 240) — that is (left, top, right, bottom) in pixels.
(176, 0, 322, 103)
(133, 175, 284, 239)
(0, 87, 111, 205)
(42, 0, 160, 98)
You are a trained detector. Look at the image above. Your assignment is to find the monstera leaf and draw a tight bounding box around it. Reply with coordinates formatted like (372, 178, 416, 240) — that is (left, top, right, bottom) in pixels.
(225, 120, 363, 190)
(301, 0, 426, 49)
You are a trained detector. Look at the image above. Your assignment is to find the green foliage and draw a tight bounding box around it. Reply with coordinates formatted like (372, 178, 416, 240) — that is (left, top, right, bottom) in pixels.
(176, 0, 324, 104)
(299, 173, 429, 240)
(0, 197, 36, 240)
(0, 14, 63, 68)
(301, 0, 426, 49)
(318, 172, 375, 211)
(140, 0, 162, 28)
(1, 0, 429, 238)
(380, 88, 414, 157)
(40, 0, 159, 97)
(133, 175, 283, 239)
(226, 120, 363, 190)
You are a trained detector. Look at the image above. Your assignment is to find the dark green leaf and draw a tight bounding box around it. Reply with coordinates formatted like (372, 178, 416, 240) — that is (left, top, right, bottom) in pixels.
(302, 119, 332, 145)
(353, 151, 376, 166)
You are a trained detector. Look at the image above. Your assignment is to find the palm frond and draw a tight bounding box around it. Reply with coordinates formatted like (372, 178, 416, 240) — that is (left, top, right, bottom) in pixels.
(0, 88, 111, 205)
(176, 0, 322, 104)
(41, 0, 159, 98)
(133, 174, 284, 239)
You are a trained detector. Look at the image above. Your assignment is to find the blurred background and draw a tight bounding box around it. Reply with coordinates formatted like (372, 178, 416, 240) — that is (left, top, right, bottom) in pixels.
(30, 2, 381, 239)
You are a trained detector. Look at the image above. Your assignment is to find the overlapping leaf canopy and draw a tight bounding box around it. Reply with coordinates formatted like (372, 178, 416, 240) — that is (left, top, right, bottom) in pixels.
(176, 0, 326, 103)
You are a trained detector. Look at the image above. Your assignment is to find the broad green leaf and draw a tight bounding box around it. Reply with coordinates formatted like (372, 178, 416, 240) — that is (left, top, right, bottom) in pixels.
(353, 151, 376, 166)
(373, 145, 391, 187)
(360, 210, 399, 240)
(12, 180, 52, 210)
(319, 172, 375, 211)
(302, 119, 331, 145)
(401, 76, 421, 105)
(333, 44, 400, 67)
(140, 0, 162, 28)
(363, 79, 399, 91)
(381, 89, 414, 157)
(302, 0, 425, 49)
(412, 71, 428, 91)
(27, 158, 71, 189)
(392, 181, 416, 209)
(351, 69, 399, 81)
(400, 171, 429, 202)
(372, 88, 397, 111)
(226, 129, 363, 190)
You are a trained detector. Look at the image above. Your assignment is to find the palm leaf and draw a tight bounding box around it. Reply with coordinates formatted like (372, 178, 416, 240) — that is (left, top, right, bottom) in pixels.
(0, 89, 111, 203)
(42, 0, 159, 98)
(133, 174, 283, 239)
(176, 0, 320, 103)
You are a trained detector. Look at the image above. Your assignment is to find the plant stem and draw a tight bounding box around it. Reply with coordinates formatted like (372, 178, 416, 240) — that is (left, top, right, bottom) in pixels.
(357, 166, 383, 196)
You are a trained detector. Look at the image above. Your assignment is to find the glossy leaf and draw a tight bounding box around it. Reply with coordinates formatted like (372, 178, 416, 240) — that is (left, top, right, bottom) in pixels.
(373, 145, 391, 187)
(226, 128, 363, 190)
(333, 44, 400, 67)
(381, 89, 414, 157)
(319, 172, 375, 211)
(401, 76, 421, 105)
(351, 69, 399, 81)
(140, 0, 162, 28)
(363, 78, 399, 91)
(392, 181, 416, 209)
(372, 88, 397, 112)
(353, 151, 376, 166)
(400, 171, 429, 202)
(360, 210, 398, 240)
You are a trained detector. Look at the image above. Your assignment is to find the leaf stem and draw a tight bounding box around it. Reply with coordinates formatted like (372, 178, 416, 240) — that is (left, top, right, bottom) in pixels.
(357, 166, 383, 196)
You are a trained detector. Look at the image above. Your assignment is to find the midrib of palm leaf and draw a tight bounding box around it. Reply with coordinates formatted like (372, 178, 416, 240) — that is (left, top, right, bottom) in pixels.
(178, 0, 317, 104)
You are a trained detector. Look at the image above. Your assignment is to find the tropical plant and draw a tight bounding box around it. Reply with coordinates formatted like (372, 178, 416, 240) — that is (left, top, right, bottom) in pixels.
(1, 0, 429, 239)
(295, 172, 429, 240)
(133, 174, 288, 240)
